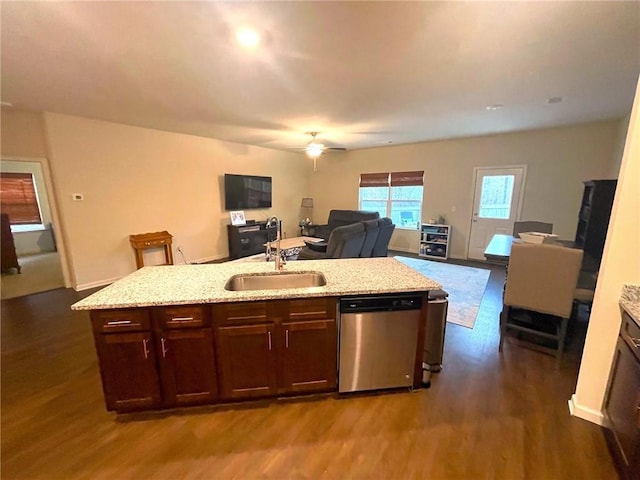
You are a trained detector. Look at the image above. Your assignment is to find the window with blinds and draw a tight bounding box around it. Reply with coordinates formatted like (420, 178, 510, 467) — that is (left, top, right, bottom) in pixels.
(358, 171, 424, 229)
(0, 172, 43, 225)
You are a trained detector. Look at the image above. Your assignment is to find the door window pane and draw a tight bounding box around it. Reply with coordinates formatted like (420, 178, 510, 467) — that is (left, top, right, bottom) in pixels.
(479, 175, 514, 219)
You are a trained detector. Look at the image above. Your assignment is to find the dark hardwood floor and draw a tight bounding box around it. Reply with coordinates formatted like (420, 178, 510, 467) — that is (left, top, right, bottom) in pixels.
(1, 257, 615, 479)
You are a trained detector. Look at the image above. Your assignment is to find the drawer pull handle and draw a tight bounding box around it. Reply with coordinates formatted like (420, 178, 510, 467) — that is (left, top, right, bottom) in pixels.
(142, 339, 150, 359)
(161, 338, 168, 358)
(630, 337, 640, 348)
(170, 317, 194, 322)
(106, 320, 132, 325)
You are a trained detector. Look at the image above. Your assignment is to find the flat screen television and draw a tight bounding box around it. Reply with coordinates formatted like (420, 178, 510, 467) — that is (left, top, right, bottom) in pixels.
(224, 174, 272, 210)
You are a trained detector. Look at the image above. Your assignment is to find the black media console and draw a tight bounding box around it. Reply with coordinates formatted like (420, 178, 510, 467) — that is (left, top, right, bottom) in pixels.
(227, 221, 279, 259)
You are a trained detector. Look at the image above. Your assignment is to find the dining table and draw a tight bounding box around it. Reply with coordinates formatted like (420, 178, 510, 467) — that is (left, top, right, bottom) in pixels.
(483, 233, 598, 289)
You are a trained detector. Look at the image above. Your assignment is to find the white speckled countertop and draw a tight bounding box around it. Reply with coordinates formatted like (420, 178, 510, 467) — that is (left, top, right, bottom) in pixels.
(621, 284, 640, 324)
(71, 257, 442, 310)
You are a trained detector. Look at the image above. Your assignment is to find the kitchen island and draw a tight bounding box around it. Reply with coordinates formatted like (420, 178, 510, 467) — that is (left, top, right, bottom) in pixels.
(73, 257, 441, 413)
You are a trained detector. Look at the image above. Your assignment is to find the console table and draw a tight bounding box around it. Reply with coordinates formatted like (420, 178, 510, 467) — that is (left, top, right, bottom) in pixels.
(227, 221, 279, 259)
(129, 231, 173, 269)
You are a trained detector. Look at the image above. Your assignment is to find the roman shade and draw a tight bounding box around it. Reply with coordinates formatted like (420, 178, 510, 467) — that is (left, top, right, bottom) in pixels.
(0, 172, 42, 225)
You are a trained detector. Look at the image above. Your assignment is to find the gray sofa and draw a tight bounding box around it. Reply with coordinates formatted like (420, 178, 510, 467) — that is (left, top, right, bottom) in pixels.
(297, 216, 395, 260)
(312, 209, 380, 240)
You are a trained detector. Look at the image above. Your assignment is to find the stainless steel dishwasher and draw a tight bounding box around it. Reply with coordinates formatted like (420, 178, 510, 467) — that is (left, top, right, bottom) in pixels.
(338, 294, 423, 393)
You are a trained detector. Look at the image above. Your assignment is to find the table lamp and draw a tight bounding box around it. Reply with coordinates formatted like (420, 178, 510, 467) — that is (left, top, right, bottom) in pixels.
(301, 197, 313, 223)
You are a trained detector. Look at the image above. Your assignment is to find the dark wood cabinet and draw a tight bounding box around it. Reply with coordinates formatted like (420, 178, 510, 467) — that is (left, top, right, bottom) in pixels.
(91, 309, 162, 412)
(227, 221, 278, 259)
(603, 311, 640, 479)
(216, 323, 279, 399)
(574, 180, 617, 270)
(214, 297, 338, 400)
(279, 298, 337, 394)
(1, 213, 21, 273)
(92, 306, 218, 412)
(90, 297, 338, 412)
(152, 306, 218, 407)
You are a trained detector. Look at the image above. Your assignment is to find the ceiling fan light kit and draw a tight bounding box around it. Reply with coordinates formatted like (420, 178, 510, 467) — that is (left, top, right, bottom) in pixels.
(305, 132, 324, 159)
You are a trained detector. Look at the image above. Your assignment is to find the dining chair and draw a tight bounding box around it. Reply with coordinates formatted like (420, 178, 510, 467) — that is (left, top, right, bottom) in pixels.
(512, 221, 553, 238)
(499, 242, 583, 363)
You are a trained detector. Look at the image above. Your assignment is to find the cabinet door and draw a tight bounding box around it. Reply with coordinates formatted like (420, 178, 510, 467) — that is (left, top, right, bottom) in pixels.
(157, 328, 218, 406)
(215, 323, 277, 400)
(93, 332, 161, 412)
(281, 319, 337, 394)
(604, 337, 640, 474)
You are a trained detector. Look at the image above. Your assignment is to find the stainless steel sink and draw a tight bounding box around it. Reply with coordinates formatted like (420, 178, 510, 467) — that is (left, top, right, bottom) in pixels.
(224, 272, 327, 291)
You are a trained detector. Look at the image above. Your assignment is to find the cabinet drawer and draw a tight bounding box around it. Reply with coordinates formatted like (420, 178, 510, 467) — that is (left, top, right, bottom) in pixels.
(287, 297, 337, 321)
(91, 309, 151, 333)
(214, 301, 269, 326)
(621, 312, 640, 362)
(154, 305, 209, 329)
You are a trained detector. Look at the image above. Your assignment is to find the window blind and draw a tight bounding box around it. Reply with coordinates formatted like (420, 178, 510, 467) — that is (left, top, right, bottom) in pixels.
(390, 171, 424, 186)
(359, 172, 390, 187)
(0, 172, 42, 225)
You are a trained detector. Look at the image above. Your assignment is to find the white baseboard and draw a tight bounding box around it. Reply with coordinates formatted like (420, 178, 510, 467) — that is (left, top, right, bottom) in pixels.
(74, 275, 124, 292)
(389, 246, 416, 254)
(568, 394, 605, 425)
(190, 255, 220, 264)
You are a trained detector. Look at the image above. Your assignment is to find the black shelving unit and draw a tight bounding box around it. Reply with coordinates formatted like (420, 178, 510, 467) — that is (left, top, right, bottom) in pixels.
(574, 179, 617, 270)
(227, 221, 279, 259)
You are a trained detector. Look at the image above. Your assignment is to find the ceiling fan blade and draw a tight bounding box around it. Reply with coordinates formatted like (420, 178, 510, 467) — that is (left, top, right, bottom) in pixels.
(325, 147, 347, 151)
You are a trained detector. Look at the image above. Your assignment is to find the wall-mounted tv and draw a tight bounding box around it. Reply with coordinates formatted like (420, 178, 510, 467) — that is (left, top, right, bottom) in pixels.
(224, 174, 272, 210)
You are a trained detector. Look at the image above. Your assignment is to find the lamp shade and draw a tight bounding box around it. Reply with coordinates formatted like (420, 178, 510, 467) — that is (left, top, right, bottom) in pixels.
(301, 197, 314, 208)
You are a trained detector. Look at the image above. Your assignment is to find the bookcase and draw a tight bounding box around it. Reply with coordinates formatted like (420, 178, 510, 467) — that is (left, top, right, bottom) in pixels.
(419, 223, 450, 260)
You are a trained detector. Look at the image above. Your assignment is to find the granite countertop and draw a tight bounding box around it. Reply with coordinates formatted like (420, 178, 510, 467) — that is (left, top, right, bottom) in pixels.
(620, 284, 640, 324)
(71, 257, 442, 310)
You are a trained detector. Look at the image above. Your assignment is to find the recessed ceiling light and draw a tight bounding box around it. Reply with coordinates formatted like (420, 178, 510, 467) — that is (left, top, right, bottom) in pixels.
(547, 96, 565, 104)
(236, 28, 260, 48)
(486, 104, 503, 111)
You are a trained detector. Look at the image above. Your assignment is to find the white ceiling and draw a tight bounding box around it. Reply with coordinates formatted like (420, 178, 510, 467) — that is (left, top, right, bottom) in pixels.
(2, 1, 639, 152)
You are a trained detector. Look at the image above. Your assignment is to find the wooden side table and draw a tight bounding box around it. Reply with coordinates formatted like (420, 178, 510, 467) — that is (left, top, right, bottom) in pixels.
(129, 231, 173, 269)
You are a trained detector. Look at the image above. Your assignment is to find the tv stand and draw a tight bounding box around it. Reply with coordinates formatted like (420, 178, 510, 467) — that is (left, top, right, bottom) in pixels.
(227, 221, 279, 259)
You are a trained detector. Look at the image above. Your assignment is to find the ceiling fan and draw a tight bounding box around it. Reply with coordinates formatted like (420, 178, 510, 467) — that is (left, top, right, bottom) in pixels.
(303, 132, 346, 170)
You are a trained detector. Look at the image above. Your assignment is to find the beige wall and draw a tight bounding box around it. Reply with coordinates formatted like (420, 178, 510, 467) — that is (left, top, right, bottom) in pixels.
(572, 78, 640, 424)
(310, 121, 619, 258)
(43, 113, 312, 289)
(0, 109, 48, 158)
(606, 114, 632, 178)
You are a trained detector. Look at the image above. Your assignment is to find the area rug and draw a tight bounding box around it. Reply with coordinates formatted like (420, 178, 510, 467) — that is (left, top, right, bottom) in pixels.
(395, 256, 490, 329)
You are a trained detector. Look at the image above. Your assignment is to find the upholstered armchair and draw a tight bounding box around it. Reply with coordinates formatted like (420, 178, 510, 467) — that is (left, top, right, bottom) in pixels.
(359, 219, 380, 257)
(372, 218, 395, 257)
(297, 222, 366, 260)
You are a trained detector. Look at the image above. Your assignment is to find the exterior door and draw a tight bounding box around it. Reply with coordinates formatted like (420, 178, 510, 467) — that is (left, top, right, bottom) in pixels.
(467, 166, 526, 260)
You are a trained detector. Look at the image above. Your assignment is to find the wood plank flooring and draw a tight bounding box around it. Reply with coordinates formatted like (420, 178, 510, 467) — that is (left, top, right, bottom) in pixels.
(0, 261, 616, 479)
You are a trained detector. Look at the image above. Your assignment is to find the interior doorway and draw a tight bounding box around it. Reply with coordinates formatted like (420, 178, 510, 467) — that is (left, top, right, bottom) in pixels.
(1, 159, 65, 299)
(467, 166, 527, 260)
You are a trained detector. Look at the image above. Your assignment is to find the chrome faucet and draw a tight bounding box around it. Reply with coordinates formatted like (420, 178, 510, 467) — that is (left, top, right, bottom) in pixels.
(266, 216, 285, 271)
